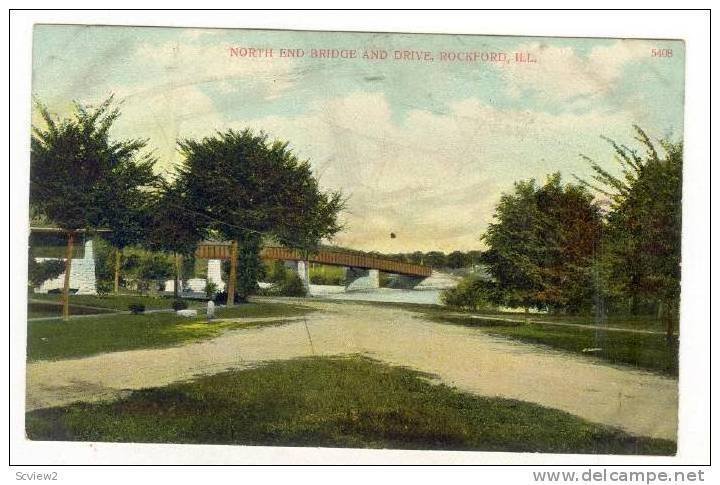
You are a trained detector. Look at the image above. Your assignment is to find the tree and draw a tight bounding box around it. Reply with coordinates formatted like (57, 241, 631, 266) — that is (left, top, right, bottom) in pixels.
(175, 129, 344, 304)
(447, 250, 470, 269)
(424, 251, 447, 268)
(578, 126, 682, 339)
(144, 181, 205, 297)
(481, 179, 546, 312)
(481, 174, 603, 314)
(30, 96, 157, 317)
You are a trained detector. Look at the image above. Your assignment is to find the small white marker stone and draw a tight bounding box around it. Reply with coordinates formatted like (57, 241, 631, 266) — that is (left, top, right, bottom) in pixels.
(207, 300, 215, 320)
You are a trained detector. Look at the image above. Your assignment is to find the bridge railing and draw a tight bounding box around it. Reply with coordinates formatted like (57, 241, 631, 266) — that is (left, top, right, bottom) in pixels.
(260, 247, 432, 277)
(195, 243, 432, 278)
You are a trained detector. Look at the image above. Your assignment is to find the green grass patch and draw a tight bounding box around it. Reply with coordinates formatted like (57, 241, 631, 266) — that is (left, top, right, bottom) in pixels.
(27, 302, 313, 362)
(427, 303, 668, 333)
(28, 302, 117, 319)
(433, 315, 678, 376)
(509, 313, 669, 333)
(25, 355, 675, 455)
(30, 293, 205, 311)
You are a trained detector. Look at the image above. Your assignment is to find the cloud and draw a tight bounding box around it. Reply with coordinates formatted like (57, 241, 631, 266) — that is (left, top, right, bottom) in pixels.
(30, 28, 676, 253)
(502, 39, 655, 102)
(130, 40, 299, 102)
(241, 92, 634, 252)
(74, 39, 306, 170)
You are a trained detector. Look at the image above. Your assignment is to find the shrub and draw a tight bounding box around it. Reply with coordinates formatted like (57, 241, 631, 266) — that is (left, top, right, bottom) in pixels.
(128, 303, 146, 314)
(171, 299, 188, 311)
(441, 276, 494, 312)
(96, 281, 113, 296)
(309, 271, 345, 286)
(260, 271, 307, 297)
(205, 282, 218, 300)
(275, 271, 307, 297)
(261, 261, 307, 296)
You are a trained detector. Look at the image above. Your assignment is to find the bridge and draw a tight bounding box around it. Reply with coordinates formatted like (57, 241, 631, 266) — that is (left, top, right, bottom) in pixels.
(196, 242, 432, 290)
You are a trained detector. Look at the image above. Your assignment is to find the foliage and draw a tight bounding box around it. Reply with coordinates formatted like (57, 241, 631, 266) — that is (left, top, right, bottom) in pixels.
(578, 126, 682, 329)
(144, 181, 204, 258)
(27, 257, 65, 288)
(137, 253, 173, 293)
(379, 249, 483, 269)
(274, 272, 307, 297)
(481, 173, 603, 314)
(174, 129, 344, 300)
(30, 96, 157, 237)
(309, 264, 346, 285)
(118, 251, 173, 294)
(261, 261, 307, 297)
(91, 237, 116, 291)
(441, 276, 494, 312)
(128, 303, 146, 314)
(95, 281, 113, 296)
(263, 260, 288, 284)
(217, 234, 264, 301)
(204, 282, 218, 300)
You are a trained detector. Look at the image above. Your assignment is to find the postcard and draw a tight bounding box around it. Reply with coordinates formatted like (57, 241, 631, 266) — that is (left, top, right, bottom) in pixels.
(24, 24, 686, 459)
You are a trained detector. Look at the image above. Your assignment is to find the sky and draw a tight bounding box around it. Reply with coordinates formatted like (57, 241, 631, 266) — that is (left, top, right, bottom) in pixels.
(31, 25, 686, 252)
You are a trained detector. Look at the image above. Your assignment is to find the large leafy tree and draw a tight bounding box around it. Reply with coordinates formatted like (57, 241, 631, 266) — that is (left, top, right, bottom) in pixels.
(144, 180, 205, 297)
(31, 96, 156, 231)
(481, 179, 546, 312)
(481, 174, 603, 314)
(175, 129, 344, 303)
(579, 126, 682, 338)
(30, 96, 157, 315)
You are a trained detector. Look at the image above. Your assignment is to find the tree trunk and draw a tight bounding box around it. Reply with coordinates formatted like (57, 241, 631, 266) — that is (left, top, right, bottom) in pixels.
(174, 253, 181, 299)
(62, 231, 75, 321)
(226, 240, 238, 306)
(662, 299, 677, 344)
(114, 249, 121, 294)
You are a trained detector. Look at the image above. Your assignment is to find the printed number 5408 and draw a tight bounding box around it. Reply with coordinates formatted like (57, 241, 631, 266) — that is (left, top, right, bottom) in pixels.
(651, 48, 673, 58)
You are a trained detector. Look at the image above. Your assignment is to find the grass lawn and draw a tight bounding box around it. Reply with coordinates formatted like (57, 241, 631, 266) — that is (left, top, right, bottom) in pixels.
(350, 299, 668, 333)
(28, 302, 116, 319)
(27, 301, 313, 362)
(25, 355, 675, 455)
(503, 313, 671, 333)
(431, 315, 678, 377)
(30, 293, 205, 311)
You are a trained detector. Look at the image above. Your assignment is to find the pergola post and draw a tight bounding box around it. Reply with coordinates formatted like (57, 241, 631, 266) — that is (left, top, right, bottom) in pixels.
(62, 230, 75, 321)
(226, 240, 238, 306)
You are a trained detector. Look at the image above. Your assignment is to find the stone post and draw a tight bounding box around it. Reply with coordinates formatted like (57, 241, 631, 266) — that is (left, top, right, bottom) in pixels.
(297, 260, 311, 291)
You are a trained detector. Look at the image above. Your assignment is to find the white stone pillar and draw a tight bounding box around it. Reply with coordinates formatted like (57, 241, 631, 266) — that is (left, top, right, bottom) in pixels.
(207, 259, 226, 291)
(297, 260, 310, 290)
(368, 269, 380, 289)
(74, 240, 97, 295)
